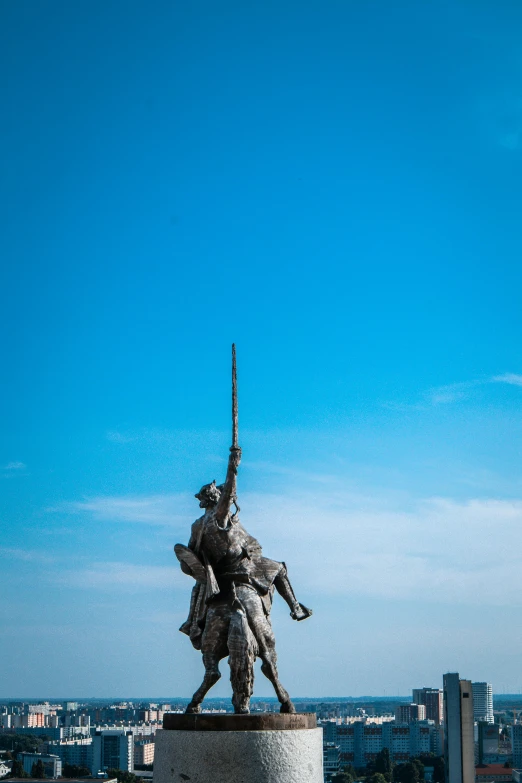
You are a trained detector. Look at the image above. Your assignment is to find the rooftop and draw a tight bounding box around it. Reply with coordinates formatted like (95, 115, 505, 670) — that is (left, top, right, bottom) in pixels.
(475, 766, 513, 777)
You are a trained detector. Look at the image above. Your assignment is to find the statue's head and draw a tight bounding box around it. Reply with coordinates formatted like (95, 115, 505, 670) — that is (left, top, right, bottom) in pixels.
(195, 480, 223, 508)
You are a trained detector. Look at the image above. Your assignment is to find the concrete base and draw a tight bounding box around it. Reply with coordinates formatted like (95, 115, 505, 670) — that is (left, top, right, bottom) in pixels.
(154, 714, 323, 783)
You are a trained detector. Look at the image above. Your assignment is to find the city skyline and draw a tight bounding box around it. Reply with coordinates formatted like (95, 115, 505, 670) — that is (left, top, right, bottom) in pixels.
(2, 0, 522, 698)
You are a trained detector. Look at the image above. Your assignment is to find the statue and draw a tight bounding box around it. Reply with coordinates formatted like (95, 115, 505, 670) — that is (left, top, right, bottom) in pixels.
(174, 345, 312, 715)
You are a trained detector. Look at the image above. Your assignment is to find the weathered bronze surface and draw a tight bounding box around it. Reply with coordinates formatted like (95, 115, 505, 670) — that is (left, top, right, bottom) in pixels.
(174, 345, 312, 715)
(163, 712, 317, 731)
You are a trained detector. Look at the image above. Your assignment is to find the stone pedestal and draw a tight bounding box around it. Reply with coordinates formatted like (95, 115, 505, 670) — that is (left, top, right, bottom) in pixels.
(153, 713, 323, 783)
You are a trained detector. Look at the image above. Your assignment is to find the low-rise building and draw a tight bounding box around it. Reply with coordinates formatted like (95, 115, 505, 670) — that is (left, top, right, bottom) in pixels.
(474, 765, 513, 783)
(19, 753, 62, 779)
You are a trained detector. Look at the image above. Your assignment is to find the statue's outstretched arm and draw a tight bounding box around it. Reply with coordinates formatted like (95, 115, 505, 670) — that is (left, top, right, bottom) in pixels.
(215, 446, 241, 522)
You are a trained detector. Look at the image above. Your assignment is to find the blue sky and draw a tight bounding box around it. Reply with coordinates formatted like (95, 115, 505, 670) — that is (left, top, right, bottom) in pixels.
(1, 0, 522, 699)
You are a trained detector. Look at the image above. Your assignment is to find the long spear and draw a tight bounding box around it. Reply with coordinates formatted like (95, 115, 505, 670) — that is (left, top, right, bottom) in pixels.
(232, 343, 238, 448)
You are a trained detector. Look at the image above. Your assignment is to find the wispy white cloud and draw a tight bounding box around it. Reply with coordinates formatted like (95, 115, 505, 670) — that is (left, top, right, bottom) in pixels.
(55, 561, 185, 590)
(492, 373, 522, 387)
(53, 486, 522, 608)
(0, 547, 56, 564)
(240, 490, 522, 608)
(390, 372, 522, 410)
(426, 381, 475, 405)
(55, 494, 194, 526)
(3, 461, 26, 470)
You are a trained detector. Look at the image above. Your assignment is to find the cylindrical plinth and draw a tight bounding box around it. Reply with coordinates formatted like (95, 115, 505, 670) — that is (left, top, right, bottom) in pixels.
(154, 713, 323, 783)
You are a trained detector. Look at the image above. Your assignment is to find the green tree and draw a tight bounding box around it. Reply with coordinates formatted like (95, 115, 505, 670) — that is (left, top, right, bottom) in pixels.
(10, 759, 29, 778)
(411, 759, 424, 781)
(0, 735, 43, 756)
(368, 773, 388, 783)
(375, 749, 393, 781)
(31, 760, 45, 778)
(394, 762, 421, 783)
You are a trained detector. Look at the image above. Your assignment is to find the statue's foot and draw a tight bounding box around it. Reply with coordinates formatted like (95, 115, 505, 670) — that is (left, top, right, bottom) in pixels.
(290, 603, 313, 621)
(233, 696, 251, 714)
(280, 700, 296, 714)
(185, 702, 201, 714)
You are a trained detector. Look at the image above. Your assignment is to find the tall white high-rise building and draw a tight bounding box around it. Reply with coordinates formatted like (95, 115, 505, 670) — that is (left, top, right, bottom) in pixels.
(472, 682, 493, 724)
(443, 673, 475, 783)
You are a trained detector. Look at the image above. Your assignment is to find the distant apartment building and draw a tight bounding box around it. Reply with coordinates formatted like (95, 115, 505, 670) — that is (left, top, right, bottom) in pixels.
(92, 730, 133, 774)
(413, 688, 444, 725)
(46, 738, 93, 771)
(511, 724, 522, 769)
(443, 673, 475, 783)
(476, 722, 500, 765)
(322, 719, 434, 766)
(12, 726, 88, 741)
(93, 724, 159, 739)
(64, 714, 90, 730)
(133, 739, 155, 767)
(323, 742, 341, 781)
(19, 753, 62, 779)
(12, 714, 46, 728)
(472, 683, 493, 724)
(28, 704, 51, 716)
(395, 704, 426, 723)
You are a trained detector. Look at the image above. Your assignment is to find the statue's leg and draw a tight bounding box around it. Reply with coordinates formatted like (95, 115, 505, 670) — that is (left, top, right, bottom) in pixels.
(273, 564, 313, 621)
(260, 646, 296, 714)
(239, 588, 296, 714)
(228, 604, 257, 714)
(186, 605, 228, 714)
(185, 651, 222, 714)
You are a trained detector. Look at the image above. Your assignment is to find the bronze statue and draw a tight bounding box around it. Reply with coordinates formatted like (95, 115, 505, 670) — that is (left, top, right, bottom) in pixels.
(174, 345, 312, 715)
